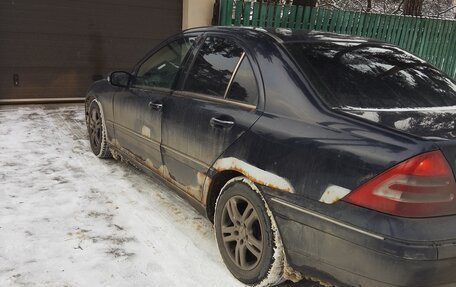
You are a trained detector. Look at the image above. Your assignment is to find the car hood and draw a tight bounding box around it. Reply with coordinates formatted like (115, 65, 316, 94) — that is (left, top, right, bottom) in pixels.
(336, 106, 456, 140)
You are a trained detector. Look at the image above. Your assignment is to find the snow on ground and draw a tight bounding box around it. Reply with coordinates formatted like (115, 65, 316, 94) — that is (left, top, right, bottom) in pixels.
(0, 104, 319, 287)
(0, 104, 244, 287)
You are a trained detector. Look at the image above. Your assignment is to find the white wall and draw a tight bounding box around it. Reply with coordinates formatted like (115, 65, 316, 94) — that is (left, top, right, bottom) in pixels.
(182, 0, 214, 29)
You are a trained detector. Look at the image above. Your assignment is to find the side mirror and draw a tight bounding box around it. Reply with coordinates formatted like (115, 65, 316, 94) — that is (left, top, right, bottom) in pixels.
(109, 71, 132, 88)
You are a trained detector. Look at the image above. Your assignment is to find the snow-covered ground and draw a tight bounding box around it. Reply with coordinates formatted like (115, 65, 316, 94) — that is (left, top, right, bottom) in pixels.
(0, 104, 318, 287)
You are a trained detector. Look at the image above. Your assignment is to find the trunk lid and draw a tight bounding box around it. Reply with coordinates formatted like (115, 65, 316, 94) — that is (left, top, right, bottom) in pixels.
(338, 107, 456, 176)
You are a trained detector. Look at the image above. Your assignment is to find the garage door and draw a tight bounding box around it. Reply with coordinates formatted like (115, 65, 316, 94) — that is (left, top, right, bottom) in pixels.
(0, 0, 182, 103)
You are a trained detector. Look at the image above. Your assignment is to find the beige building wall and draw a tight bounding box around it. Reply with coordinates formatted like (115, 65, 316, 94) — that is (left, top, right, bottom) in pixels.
(182, 0, 214, 29)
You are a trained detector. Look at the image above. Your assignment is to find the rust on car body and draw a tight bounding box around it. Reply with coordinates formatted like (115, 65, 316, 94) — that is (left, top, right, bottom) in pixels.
(213, 157, 295, 193)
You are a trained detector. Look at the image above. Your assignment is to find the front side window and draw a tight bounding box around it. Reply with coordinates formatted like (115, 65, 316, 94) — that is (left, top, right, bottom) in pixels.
(183, 36, 243, 97)
(133, 37, 195, 90)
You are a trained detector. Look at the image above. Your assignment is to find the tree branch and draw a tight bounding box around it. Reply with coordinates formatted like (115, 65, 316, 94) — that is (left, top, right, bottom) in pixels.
(318, 0, 342, 10)
(331, 0, 343, 10)
(318, 2, 342, 10)
(393, 0, 406, 14)
(436, 5, 456, 16)
(352, 0, 367, 12)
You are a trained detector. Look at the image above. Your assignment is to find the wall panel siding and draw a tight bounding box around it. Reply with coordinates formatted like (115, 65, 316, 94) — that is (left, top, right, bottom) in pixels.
(0, 0, 182, 101)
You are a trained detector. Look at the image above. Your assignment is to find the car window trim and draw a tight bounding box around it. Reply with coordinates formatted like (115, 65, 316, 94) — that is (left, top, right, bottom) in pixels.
(132, 39, 188, 91)
(223, 52, 246, 99)
(130, 35, 198, 92)
(132, 33, 200, 74)
(174, 33, 207, 92)
(130, 85, 172, 94)
(179, 34, 260, 107)
(173, 90, 256, 110)
(224, 53, 261, 106)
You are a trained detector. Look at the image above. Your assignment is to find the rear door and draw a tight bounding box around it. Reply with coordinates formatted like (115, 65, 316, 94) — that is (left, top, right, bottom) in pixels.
(113, 36, 194, 171)
(161, 35, 263, 200)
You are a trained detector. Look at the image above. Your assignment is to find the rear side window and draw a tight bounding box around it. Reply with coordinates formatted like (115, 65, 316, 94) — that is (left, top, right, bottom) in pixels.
(133, 37, 194, 90)
(183, 36, 243, 97)
(286, 42, 456, 109)
(226, 56, 259, 105)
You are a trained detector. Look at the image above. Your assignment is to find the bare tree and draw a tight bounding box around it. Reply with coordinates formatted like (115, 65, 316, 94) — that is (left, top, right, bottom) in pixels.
(314, 0, 455, 18)
(403, 0, 424, 15)
(235, 0, 455, 19)
(290, 0, 318, 6)
(367, 0, 372, 11)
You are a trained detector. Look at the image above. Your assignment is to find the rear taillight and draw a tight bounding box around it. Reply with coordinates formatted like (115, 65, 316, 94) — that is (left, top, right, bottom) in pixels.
(343, 150, 456, 217)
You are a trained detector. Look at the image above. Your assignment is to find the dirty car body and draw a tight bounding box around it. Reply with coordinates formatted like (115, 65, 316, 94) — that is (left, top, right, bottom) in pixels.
(85, 27, 456, 287)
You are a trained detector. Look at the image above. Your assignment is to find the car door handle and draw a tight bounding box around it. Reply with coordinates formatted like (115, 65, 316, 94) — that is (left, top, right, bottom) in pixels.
(149, 102, 163, 111)
(210, 117, 235, 128)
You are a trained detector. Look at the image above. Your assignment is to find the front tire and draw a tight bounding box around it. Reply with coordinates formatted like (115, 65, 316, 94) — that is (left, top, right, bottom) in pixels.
(215, 177, 285, 286)
(87, 99, 111, 159)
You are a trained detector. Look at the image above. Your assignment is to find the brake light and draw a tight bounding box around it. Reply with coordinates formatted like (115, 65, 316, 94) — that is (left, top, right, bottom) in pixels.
(343, 150, 456, 217)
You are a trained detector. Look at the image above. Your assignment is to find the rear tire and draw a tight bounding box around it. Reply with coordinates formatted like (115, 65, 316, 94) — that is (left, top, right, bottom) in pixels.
(87, 99, 111, 159)
(215, 177, 285, 286)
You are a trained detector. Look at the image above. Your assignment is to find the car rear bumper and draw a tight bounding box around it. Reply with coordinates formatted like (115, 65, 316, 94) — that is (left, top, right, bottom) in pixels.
(266, 196, 456, 287)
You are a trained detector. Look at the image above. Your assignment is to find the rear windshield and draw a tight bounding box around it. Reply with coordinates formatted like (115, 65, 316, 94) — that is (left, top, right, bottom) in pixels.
(286, 42, 456, 109)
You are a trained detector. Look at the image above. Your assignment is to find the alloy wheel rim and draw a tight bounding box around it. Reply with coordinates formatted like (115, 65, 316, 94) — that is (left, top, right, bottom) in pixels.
(221, 195, 263, 270)
(89, 108, 102, 149)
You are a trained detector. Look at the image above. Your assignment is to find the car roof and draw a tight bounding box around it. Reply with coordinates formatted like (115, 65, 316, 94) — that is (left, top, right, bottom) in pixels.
(183, 26, 384, 45)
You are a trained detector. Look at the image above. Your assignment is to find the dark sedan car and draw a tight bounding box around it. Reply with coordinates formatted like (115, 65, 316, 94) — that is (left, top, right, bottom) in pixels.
(85, 26, 456, 287)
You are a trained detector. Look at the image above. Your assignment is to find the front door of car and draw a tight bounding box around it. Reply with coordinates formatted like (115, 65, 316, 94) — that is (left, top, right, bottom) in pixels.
(113, 36, 195, 171)
(161, 35, 263, 200)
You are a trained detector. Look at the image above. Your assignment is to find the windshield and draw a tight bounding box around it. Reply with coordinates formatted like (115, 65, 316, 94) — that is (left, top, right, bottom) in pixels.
(286, 42, 456, 110)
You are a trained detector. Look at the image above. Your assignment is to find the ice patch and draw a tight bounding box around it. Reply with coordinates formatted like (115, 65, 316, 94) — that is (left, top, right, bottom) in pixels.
(141, 125, 151, 138)
(394, 117, 412, 130)
(360, 111, 380, 122)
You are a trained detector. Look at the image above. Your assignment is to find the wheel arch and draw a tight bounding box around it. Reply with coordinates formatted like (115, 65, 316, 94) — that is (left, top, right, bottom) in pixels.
(205, 169, 243, 223)
(85, 94, 96, 124)
(204, 157, 295, 223)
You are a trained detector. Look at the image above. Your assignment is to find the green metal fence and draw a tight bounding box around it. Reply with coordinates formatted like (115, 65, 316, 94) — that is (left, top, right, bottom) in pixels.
(219, 0, 456, 79)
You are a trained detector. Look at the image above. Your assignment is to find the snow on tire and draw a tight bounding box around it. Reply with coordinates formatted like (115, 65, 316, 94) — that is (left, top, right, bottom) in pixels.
(87, 99, 111, 159)
(214, 176, 285, 287)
